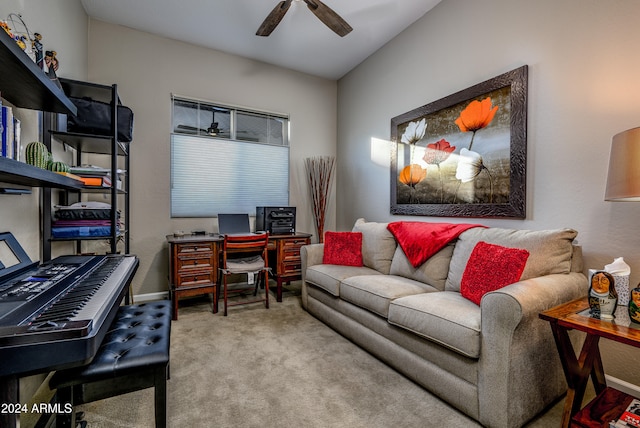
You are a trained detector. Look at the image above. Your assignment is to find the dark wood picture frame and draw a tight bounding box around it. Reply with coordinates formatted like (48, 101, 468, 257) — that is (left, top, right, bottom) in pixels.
(390, 65, 528, 218)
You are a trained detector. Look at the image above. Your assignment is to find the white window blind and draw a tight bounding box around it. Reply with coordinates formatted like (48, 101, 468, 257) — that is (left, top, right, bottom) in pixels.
(171, 134, 289, 217)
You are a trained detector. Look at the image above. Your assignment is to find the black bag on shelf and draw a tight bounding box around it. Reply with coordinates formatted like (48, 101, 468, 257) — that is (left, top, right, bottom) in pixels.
(67, 97, 134, 142)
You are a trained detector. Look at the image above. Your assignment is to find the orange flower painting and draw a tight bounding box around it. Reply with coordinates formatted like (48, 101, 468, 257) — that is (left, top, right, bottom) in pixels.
(390, 66, 528, 218)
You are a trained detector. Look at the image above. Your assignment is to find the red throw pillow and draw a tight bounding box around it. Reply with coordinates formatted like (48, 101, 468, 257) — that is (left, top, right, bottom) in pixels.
(323, 231, 363, 266)
(461, 241, 530, 305)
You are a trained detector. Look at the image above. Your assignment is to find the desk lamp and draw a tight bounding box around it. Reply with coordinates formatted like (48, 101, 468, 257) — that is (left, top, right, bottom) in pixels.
(604, 127, 640, 323)
(605, 127, 640, 201)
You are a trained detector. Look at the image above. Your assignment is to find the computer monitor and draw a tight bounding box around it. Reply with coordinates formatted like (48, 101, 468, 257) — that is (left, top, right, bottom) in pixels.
(218, 213, 251, 235)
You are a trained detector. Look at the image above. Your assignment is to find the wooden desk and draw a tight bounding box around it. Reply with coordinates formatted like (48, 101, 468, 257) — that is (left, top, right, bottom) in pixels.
(539, 298, 640, 427)
(167, 232, 311, 320)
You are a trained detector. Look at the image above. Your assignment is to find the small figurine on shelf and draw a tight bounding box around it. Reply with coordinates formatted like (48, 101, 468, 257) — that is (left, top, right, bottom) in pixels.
(629, 286, 640, 324)
(33, 33, 43, 68)
(14, 34, 27, 51)
(589, 270, 617, 319)
(44, 50, 62, 89)
(0, 21, 13, 38)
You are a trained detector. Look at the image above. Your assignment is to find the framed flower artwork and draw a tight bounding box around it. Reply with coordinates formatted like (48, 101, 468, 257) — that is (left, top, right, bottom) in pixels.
(390, 65, 528, 218)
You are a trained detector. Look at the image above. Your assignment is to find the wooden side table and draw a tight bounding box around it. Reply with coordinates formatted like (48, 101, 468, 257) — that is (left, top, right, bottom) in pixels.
(539, 297, 640, 428)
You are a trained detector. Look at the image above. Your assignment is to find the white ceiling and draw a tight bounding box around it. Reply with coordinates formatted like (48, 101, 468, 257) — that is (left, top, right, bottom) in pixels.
(80, 0, 442, 80)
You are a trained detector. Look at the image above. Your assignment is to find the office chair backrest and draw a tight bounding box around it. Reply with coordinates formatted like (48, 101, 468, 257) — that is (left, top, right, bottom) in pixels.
(222, 232, 270, 273)
(218, 213, 251, 235)
(223, 232, 269, 254)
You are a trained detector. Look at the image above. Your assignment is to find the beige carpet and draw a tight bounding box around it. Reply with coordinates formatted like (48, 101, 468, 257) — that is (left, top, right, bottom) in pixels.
(75, 283, 569, 427)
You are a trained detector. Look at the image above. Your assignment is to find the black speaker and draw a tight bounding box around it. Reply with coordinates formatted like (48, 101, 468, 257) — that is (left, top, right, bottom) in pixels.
(256, 207, 296, 234)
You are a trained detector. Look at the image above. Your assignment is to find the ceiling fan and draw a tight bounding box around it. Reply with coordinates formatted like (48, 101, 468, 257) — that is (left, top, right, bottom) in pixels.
(176, 110, 221, 136)
(176, 122, 220, 136)
(256, 0, 353, 37)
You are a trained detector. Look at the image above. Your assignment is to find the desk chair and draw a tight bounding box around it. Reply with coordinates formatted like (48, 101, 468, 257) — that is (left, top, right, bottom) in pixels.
(219, 232, 270, 316)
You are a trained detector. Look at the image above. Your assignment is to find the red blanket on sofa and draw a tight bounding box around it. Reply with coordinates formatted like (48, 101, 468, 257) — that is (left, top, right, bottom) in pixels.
(387, 221, 485, 267)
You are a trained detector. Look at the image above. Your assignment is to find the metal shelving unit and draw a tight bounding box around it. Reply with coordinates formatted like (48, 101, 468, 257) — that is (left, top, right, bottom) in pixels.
(45, 78, 131, 257)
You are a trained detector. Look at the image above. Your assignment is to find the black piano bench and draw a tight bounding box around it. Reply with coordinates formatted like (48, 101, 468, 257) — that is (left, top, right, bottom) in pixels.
(49, 301, 172, 428)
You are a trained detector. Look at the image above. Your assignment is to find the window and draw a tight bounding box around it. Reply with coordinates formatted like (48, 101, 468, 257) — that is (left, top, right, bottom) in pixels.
(171, 96, 289, 217)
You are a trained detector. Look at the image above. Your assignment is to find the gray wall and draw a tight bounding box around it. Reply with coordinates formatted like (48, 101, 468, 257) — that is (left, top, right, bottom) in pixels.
(85, 20, 338, 296)
(337, 0, 640, 383)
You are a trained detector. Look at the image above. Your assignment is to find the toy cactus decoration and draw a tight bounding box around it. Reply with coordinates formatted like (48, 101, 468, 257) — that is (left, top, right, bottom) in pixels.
(305, 156, 335, 243)
(46, 151, 53, 170)
(25, 141, 50, 169)
(48, 161, 70, 173)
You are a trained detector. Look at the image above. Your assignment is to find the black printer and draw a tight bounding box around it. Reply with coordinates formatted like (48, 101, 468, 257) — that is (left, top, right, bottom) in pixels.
(255, 207, 296, 234)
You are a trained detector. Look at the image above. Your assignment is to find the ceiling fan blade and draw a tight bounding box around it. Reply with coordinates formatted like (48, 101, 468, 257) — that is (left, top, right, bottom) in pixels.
(303, 0, 352, 37)
(256, 0, 293, 37)
(176, 124, 206, 133)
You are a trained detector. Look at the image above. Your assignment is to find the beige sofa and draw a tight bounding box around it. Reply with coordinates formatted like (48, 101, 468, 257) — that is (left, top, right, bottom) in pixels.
(300, 219, 587, 428)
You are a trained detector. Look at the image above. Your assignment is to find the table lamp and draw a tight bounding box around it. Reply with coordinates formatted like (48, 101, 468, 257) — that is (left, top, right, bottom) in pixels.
(605, 127, 640, 201)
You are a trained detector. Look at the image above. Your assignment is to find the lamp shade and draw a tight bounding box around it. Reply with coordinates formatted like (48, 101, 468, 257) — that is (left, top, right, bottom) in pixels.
(605, 127, 640, 201)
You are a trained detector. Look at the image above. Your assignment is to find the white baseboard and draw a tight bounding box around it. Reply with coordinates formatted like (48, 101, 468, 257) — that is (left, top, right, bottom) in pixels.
(607, 374, 640, 397)
(133, 291, 169, 302)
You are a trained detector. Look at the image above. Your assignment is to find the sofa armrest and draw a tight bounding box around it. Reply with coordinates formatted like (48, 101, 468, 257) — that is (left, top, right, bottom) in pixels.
(300, 244, 324, 309)
(477, 272, 587, 428)
(301, 243, 324, 268)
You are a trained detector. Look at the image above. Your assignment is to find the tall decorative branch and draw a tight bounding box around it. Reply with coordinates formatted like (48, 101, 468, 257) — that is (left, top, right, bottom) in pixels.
(305, 156, 336, 243)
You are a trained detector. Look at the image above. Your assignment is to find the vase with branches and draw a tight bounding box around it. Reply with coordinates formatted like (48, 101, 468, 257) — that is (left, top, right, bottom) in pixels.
(305, 156, 335, 243)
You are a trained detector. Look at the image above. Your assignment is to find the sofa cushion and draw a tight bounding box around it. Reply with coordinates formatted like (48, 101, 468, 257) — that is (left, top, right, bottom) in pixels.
(323, 231, 363, 266)
(445, 227, 578, 292)
(352, 218, 397, 274)
(340, 275, 437, 318)
(305, 264, 381, 296)
(388, 291, 481, 358)
(460, 241, 530, 305)
(389, 243, 455, 291)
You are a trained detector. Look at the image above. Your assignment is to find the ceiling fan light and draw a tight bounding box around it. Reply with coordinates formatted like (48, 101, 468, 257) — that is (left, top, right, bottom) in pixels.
(207, 122, 219, 136)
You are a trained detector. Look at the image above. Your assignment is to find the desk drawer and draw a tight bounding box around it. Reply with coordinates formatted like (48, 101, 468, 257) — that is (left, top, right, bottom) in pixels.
(176, 242, 215, 254)
(280, 239, 308, 259)
(281, 250, 301, 262)
(281, 238, 308, 250)
(176, 269, 215, 288)
(281, 261, 302, 275)
(177, 253, 214, 271)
